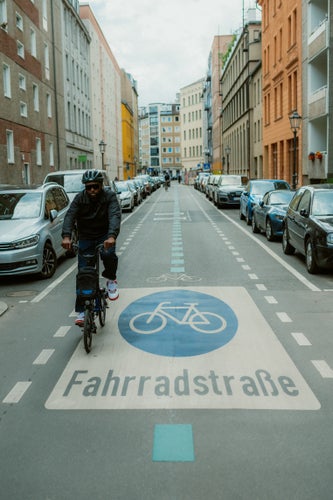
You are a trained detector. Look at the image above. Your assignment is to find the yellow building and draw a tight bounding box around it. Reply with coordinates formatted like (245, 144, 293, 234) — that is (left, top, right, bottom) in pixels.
(120, 71, 139, 180)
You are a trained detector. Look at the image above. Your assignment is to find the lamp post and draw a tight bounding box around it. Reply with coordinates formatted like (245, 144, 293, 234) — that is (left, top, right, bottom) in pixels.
(289, 111, 301, 190)
(225, 146, 231, 174)
(98, 140, 106, 170)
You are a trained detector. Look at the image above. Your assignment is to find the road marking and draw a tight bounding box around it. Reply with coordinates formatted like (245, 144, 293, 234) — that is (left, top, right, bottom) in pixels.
(3, 382, 32, 403)
(265, 296, 278, 304)
(31, 262, 77, 303)
(54, 326, 71, 338)
(276, 312, 292, 323)
(46, 286, 320, 411)
(242, 265, 251, 270)
(311, 360, 333, 378)
(291, 332, 312, 346)
(248, 273, 258, 280)
(33, 349, 55, 365)
(256, 284, 267, 291)
(153, 424, 195, 462)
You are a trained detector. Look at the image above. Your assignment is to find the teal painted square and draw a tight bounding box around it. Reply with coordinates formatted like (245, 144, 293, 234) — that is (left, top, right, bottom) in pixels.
(152, 424, 195, 462)
(170, 267, 185, 273)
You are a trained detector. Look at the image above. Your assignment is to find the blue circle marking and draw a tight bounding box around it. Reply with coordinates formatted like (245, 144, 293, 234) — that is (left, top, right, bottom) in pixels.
(118, 290, 238, 357)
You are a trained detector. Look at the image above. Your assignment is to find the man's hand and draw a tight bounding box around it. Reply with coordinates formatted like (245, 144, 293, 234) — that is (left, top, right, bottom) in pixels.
(62, 236, 72, 250)
(104, 236, 116, 249)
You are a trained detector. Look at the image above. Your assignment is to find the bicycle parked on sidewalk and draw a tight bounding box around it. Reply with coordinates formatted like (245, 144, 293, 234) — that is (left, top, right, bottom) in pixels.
(75, 244, 108, 353)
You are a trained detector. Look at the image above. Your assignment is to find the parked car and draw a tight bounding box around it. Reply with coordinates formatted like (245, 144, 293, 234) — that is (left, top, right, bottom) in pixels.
(115, 181, 135, 212)
(252, 189, 295, 241)
(0, 183, 73, 279)
(213, 175, 247, 208)
(126, 180, 142, 206)
(240, 179, 291, 225)
(206, 174, 221, 201)
(134, 175, 152, 196)
(282, 184, 333, 274)
(194, 172, 210, 190)
(44, 169, 116, 201)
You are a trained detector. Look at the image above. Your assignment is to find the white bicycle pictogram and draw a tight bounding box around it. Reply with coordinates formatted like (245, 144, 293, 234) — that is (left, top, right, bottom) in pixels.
(129, 301, 227, 334)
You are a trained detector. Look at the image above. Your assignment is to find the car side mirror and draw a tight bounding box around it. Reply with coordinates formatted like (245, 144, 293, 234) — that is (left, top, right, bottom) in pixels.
(49, 209, 58, 222)
(259, 201, 264, 207)
(300, 209, 309, 217)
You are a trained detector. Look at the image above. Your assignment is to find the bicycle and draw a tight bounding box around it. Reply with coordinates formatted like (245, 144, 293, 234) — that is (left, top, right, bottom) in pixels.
(75, 244, 108, 353)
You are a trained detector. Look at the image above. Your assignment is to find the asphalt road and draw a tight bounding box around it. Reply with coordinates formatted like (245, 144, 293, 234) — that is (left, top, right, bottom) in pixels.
(0, 183, 333, 500)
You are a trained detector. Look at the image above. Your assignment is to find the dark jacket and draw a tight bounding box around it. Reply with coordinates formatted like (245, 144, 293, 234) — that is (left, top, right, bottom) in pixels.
(62, 189, 121, 240)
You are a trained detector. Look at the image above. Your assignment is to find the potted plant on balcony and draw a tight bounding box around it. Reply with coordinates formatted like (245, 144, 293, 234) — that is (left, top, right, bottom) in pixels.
(315, 151, 323, 161)
(308, 152, 315, 162)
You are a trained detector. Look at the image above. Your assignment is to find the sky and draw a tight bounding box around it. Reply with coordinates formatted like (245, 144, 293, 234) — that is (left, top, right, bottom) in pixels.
(86, 0, 259, 107)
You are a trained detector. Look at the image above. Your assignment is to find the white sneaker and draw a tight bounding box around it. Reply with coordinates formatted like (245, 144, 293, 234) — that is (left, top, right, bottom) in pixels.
(75, 312, 85, 326)
(107, 280, 119, 300)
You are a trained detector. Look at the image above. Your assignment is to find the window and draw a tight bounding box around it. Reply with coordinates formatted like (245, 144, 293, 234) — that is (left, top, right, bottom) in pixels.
(30, 28, 37, 57)
(3, 63, 11, 98)
(49, 142, 54, 167)
(17, 40, 25, 58)
(44, 43, 50, 79)
(42, 0, 47, 30)
(20, 101, 27, 117)
(19, 73, 26, 90)
(33, 83, 39, 111)
(0, 0, 8, 26)
(6, 130, 14, 163)
(36, 137, 42, 165)
(46, 93, 51, 117)
(16, 12, 23, 30)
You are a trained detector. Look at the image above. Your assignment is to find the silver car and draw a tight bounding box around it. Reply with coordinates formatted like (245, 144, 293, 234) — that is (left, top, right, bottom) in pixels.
(0, 183, 72, 279)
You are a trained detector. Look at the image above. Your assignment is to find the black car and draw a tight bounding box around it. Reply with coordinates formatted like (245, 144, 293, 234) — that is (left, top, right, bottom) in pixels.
(282, 184, 333, 273)
(213, 175, 247, 208)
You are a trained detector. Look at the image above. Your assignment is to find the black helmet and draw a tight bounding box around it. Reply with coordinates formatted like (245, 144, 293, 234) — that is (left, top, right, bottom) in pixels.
(82, 170, 104, 184)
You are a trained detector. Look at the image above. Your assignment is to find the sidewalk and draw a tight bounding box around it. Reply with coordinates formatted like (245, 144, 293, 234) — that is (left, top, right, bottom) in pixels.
(0, 301, 8, 316)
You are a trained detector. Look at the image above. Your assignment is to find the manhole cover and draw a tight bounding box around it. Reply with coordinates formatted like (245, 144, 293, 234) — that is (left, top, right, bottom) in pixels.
(6, 290, 37, 297)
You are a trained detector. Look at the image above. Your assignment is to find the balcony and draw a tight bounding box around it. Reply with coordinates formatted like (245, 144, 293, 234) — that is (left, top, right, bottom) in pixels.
(305, 154, 327, 180)
(309, 86, 328, 118)
(308, 18, 329, 59)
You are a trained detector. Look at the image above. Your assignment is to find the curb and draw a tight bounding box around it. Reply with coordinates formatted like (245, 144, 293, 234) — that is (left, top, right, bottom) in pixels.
(0, 301, 8, 317)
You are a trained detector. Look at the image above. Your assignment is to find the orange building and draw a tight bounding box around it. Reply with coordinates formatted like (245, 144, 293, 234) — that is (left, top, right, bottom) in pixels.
(258, 0, 302, 188)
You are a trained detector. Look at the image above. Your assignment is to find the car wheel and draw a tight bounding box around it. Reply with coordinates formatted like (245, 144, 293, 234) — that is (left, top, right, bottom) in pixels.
(239, 207, 245, 220)
(252, 215, 259, 233)
(305, 239, 319, 274)
(265, 219, 275, 241)
(282, 227, 295, 255)
(39, 242, 57, 279)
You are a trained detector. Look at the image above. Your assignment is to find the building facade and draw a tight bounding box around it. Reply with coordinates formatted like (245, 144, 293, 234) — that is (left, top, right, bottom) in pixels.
(180, 79, 204, 182)
(121, 70, 139, 180)
(220, 17, 262, 179)
(0, 0, 66, 184)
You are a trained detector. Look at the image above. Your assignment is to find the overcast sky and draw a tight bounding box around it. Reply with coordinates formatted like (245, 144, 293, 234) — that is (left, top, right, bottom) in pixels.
(86, 0, 259, 107)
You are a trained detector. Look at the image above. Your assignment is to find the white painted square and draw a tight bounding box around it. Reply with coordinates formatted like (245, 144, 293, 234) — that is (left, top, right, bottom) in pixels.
(45, 287, 320, 411)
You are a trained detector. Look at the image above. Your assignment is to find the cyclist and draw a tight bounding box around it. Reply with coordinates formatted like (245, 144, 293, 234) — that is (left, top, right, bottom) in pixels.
(61, 169, 121, 326)
(164, 171, 170, 190)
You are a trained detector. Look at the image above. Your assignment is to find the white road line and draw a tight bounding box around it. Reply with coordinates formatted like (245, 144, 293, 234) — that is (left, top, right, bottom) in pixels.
(192, 192, 322, 292)
(276, 312, 292, 323)
(256, 284, 267, 291)
(31, 262, 77, 303)
(33, 349, 55, 365)
(265, 296, 278, 304)
(248, 273, 258, 280)
(3, 381, 32, 403)
(237, 258, 245, 262)
(54, 326, 71, 337)
(242, 265, 251, 270)
(311, 360, 333, 378)
(291, 332, 312, 346)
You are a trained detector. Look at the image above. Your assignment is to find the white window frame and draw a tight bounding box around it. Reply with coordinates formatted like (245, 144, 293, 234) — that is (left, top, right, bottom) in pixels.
(49, 142, 54, 167)
(0, 0, 8, 27)
(16, 11, 23, 30)
(46, 93, 52, 117)
(17, 40, 25, 58)
(42, 0, 47, 30)
(3, 63, 11, 98)
(30, 28, 37, 57)
(6, 129, 14, 163)
(33, 83, 39, 111)
(20, 101, 28, 117)
(36, 137, 42, 165)
(44, 43, 49, 79)
(19, 73, 26, 90)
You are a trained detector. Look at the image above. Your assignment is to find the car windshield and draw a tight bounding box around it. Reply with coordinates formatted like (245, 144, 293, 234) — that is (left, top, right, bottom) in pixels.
(115, 183, 129, 193)
(312, 191, 333, 216)
(47, 174, 83, 193)
(0, 192, 42, 219)
(270, 191, 294, 205)
(220, 176, 242, 186)
(252, 182, 277, 195)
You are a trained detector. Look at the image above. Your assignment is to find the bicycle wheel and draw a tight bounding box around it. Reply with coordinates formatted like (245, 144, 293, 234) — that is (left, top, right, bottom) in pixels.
(129, 312, 166, 334)
(83, 307, 93, 353)
(190, 312, 227, 334)
(98, 291, 107, 327)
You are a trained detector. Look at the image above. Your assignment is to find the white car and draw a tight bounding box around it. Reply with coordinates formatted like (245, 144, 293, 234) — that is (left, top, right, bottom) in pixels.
(115, 181, 135, 212)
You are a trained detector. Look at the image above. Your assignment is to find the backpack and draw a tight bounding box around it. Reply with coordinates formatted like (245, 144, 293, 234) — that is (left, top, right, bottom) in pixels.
(76, 266, 99, 299)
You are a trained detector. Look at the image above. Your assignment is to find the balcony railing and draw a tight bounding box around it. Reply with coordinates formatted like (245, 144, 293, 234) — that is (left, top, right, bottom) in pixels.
(309, 86, 328, 118)
(308, 17, 328, 59)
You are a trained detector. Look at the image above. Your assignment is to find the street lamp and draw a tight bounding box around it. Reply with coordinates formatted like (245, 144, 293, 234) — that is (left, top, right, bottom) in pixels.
(225, 146, 231, 174)
(98, 140, 106, 170)
(289, 111, 302, 190)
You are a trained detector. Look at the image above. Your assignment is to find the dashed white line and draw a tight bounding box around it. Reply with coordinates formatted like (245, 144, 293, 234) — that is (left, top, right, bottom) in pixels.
(248, 273, 258, 280)
(291, 332, 312, 346)
(276, 312, 292, 323)
(265, 296, 278, 304)
(33, 349, 55, 365)
(256, 284, 267, 291)
(54, 326, 72, 338)
(311, 360, 333, 378)
(3, 382, 32, 403)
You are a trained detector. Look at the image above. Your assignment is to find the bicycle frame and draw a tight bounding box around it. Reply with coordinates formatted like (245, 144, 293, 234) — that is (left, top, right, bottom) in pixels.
(146, 301, 210, 326)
